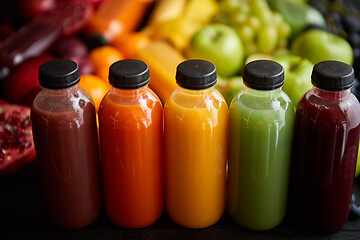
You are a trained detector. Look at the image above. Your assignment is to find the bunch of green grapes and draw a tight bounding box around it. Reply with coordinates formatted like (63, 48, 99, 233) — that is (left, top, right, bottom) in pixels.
(213, 0, 291, 57)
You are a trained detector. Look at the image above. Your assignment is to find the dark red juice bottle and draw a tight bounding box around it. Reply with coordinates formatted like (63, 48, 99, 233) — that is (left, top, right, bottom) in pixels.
(31, 59, 102, 229)
(0, 17, 61, 68)
(290, 61, 360, 231)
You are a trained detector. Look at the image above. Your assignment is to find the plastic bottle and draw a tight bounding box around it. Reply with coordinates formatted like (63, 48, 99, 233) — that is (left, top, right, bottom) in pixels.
(0, 17, 61, 68)
(98, 59, 163, 229)
(31, 59, 102, 229)
(227, 60, 294, 230)
(164, 59, 228, 229)
(290, 60, 360, 231)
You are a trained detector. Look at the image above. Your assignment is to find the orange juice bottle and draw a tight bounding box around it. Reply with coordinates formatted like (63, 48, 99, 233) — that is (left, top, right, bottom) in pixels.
(164, 59, 228, 229)
(98, 59, 163, 229)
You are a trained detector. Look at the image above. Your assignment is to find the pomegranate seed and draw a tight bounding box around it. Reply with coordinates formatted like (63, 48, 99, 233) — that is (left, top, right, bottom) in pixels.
(11, 111, 20, 119)
(18, 134, 25, 141)
(1, 128, 12, 141)
(17, 143, 25, 153)
(24, 141, 32, 149)
(21, 117, 31, 129)
(2, 142, 10, 150)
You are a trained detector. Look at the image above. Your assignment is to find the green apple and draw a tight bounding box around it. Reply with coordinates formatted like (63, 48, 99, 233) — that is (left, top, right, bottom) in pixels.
(226, 76, 245, 105)
(268, 0, 325, 37)
(185, 23, 245, 77)
(290, 29, 354, 66)
(274, 55, 314, 106)
(216, 76, 244, 106)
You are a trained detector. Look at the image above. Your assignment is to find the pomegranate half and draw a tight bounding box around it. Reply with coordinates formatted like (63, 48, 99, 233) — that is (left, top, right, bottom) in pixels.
(0, 101, 36, 176)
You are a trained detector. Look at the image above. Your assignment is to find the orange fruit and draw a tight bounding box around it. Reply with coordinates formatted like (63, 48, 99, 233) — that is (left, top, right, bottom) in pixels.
(79, 74, 111, 112)
(112, 31, 151, 59)
(96, 66, 111, 85)
(89, 46, 123, 72)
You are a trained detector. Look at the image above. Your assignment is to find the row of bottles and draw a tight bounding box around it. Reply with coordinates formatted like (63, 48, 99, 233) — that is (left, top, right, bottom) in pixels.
(31, 58, 360, 231)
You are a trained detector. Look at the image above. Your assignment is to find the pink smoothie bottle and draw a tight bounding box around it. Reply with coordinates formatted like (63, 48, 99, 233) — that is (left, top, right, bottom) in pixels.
(31, 59, 102, 229)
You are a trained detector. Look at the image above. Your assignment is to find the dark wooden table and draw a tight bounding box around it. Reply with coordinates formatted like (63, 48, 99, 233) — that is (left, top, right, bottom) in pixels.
(1, 162, 360, 240)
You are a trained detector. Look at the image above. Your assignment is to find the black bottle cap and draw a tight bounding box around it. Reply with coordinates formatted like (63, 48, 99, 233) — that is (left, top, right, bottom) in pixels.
(176, 59, 217, 90)
(243, 60, 284, 90)
(311, 60, 354, 91)
(39, 59, 80, 89)
(109, 59, 150, 89)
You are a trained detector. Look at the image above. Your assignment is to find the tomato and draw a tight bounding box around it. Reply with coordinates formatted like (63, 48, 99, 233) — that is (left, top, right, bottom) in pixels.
(0, 102, 36, 176)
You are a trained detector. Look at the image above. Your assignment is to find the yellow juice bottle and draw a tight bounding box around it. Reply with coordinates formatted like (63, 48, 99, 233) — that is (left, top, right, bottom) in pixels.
(164, 59, 228, 229)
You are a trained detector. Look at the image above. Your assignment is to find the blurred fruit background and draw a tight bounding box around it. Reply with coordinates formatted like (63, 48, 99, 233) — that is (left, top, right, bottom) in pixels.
(0, 0, 360, 175)
(0, 0, 359, 106)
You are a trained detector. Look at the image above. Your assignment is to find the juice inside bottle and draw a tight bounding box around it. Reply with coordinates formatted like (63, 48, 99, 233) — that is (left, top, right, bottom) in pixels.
(290, 60, 360, 231)
(31, 59, 102, 229)
(165, 59, 228, 229)
(99, 59, 163, 229)
(228, 60, 294, 231)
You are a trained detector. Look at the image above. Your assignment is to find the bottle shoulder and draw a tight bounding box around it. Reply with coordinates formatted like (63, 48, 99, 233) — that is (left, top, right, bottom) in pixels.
(165, 88, 228, 127)
(301, 90, 359, 109)
(231, 89, 293, 112)
(32, 87, 94, 114)
(166, 88, 227, 111)
(229, 89, 295, 127)
(297, 91, 360, 126)
(99, 88, 163, 125)
(103, 87, 160, 104)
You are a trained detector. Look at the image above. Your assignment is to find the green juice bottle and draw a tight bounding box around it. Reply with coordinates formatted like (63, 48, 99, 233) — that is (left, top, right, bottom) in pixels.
(228, 60, 295, 231)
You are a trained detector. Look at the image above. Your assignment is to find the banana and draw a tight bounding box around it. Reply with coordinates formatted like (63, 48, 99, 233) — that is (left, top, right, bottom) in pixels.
(142, 0, 219, 52)
(183, 0, 219, 23)
(146, 0, 187, 26)
(146, 17, 202, 51)
(144, 0, 219, 52)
